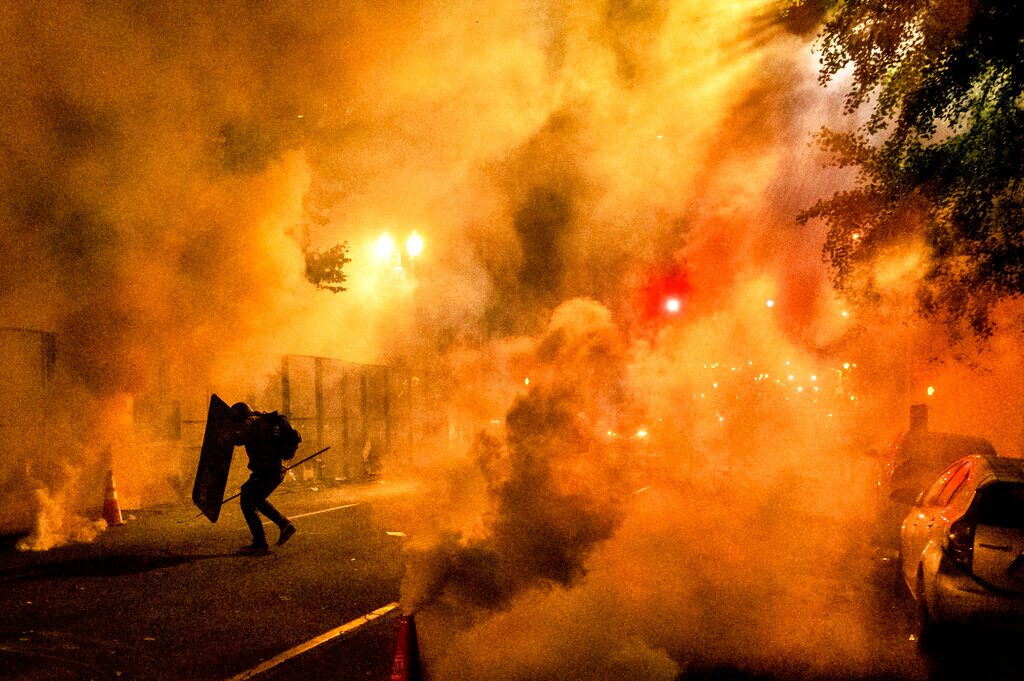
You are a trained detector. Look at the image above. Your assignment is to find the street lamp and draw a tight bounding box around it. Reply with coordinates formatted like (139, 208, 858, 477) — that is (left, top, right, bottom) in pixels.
(374, 232, 396, 262)
(373, 230, 425, 276)
(405, 231, 423, 276)
(406, 231, 423, 258)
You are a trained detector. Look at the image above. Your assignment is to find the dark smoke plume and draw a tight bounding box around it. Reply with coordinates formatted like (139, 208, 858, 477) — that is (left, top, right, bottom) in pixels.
(402, 299, 633, 614)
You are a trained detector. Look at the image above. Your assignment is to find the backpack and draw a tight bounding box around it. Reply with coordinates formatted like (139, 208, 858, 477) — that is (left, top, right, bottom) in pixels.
(267, 412, 301, 460)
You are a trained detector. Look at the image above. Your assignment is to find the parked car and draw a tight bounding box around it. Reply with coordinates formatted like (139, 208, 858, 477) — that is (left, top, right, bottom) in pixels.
(896, 454, 1024, 644)
(873, 429, 997, 548)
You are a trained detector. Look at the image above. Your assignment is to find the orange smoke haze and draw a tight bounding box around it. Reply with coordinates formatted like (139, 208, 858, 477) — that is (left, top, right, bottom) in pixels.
(3, 0, 1024, 677)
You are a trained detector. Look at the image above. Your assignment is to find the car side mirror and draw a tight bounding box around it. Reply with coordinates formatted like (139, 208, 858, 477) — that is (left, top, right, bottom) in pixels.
(889, 487, 922, 506)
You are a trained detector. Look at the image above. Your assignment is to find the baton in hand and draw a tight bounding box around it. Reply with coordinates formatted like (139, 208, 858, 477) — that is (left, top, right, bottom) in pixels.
(181, 446, 331, 523)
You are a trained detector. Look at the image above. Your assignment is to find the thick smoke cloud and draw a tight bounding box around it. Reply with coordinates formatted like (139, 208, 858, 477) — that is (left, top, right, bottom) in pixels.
(374, 1, 1024, 679)
(3, 0, 1024, 676)
(402, 299, 632, 614)
(0, 2, 331, 537)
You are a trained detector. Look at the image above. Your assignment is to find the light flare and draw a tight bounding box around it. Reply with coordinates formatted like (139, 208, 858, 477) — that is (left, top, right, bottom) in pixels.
(406, 231, 424, 258)
(374, 232, 396, 261)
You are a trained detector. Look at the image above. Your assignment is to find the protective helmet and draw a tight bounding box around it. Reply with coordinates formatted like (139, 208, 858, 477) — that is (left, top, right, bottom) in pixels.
(231, 402, 254, 418)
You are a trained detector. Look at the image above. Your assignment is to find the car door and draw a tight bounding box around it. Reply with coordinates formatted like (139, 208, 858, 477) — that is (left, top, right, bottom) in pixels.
(970, 481, 1024, 595)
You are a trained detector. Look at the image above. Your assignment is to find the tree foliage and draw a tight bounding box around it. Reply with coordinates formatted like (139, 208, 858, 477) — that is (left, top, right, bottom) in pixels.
(304, 243, 351, 293)
(797, 0, 1024, 336)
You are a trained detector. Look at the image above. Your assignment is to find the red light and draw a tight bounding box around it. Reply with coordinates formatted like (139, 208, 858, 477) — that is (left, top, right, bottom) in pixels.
(640, 265, 692, 321)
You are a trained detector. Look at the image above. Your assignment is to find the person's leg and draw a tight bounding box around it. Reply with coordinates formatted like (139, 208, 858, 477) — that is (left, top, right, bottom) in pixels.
(256, 496, 288, 528)
(253, 474, 296, 545)
(239, 478, 269, 548)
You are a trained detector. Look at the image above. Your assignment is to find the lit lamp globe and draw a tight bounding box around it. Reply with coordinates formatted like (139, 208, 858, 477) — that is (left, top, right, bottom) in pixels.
(406, 231, 424, 258)
(374, 232, 396, 262)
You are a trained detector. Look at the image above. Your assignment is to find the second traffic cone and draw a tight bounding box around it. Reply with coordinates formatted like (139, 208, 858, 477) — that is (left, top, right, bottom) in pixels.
(102, 469, 126, 526)
(389, 614, 423, 681)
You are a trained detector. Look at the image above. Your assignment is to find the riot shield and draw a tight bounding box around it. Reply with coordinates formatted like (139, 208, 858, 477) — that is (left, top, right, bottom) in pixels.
(191, 394, 236, 523)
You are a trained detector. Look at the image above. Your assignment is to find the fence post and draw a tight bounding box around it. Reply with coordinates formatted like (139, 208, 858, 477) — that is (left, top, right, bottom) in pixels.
(383, 367, 391, 463)
(341, 371, 350, 480)
(314, 358, 325, 481)
(314, 357, 324, 451)
(360, 372, 368, 478)
(281, 356, 291, 417)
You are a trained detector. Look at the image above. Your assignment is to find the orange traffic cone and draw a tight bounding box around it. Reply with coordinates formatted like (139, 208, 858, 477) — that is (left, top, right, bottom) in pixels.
(389, 614, 423, 681)
(102, 469, 126, 526)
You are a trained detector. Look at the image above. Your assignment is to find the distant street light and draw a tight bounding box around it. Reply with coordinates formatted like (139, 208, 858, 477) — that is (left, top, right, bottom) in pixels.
(406, 231, 423, 258)
(373, 230, 425, 276)
(374, 233, 396, 262)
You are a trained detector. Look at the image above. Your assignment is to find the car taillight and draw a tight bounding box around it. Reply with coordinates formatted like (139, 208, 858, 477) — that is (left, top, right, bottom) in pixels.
(945, 516, 976, 570)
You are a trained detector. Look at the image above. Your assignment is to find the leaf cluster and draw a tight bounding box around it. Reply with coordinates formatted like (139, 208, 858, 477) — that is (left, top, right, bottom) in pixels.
(799, 0, 1024, 336)
(304, 242, 351, 293)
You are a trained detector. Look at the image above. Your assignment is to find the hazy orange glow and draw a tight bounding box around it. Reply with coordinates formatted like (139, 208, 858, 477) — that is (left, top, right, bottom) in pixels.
(3, 1, 1024, 679)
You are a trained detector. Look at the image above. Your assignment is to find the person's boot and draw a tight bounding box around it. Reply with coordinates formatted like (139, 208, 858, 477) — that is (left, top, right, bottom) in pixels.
(277, 523, 296, 547)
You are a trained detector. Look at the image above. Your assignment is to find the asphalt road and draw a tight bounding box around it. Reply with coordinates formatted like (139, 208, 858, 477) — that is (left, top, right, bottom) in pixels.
(2, 474, 1023, 681)
(0, 478, 413, 681)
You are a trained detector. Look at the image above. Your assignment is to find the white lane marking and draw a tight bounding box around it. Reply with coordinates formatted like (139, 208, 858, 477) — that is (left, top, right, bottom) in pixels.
(225, 602, 400, 681)
(261, 503, 359, 526)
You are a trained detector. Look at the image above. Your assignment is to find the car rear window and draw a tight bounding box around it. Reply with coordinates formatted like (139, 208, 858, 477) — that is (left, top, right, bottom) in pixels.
(975, 483, 1024, 529)
(892, 433, 996, 474)
(937, 438, 996, 461)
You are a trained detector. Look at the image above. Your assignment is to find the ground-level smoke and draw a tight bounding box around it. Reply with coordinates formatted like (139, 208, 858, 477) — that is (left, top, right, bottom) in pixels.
(402, 299, 635, 616)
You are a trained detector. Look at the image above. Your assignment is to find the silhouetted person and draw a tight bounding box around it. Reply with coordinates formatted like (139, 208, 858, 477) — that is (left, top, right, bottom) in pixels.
(226, 402, 299, 554)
